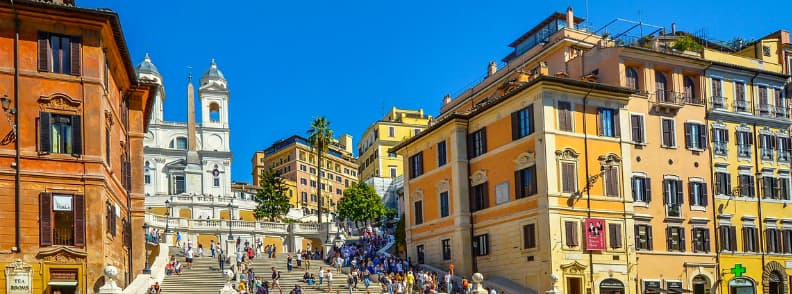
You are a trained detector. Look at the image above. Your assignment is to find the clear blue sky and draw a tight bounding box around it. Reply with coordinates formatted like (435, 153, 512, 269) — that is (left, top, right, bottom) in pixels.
(80, 0, 789, 183)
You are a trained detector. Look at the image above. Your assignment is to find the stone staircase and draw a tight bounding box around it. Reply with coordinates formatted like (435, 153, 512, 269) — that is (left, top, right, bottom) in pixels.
(247, 254, 384, 293)
(159, 248, 227, 293)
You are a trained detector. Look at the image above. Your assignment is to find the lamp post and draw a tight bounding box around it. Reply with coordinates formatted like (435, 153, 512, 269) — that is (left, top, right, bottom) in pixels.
(0, 95, 17, 137)
(143, 222, 151, 274)
(227, 200, 233, 241)
(164, 199, 171, 233)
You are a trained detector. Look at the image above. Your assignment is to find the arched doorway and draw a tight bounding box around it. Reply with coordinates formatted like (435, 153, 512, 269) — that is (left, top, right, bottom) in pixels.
(728, 277, 755, 294)
(692, 275, 710, 294)
(763, 261, 788, 294)
(600, 279, 625, 294)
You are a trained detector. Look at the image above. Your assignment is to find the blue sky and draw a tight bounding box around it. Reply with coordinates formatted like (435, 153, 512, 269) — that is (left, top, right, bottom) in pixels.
(80, 0, 789, 183)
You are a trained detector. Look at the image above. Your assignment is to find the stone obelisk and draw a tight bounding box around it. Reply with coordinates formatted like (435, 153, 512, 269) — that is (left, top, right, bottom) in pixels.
(184, 73, 203, 194)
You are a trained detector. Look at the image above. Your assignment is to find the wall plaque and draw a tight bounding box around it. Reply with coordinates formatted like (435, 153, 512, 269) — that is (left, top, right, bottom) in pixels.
(5, 259, 33, 294)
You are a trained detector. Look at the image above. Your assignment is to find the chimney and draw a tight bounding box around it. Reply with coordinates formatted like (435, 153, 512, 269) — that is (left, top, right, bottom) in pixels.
(443, 94, 452, 105)
(487, 61, 498, 76)
(671, 23, 676, 35)
(566, 7, 574, 29)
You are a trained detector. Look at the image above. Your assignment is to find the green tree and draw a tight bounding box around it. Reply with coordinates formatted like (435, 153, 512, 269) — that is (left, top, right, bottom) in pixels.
(337, 182, 387, 228)
(395, 215, 406, 256)
(253, 167, 291, 222)
(307, 116, 334, 224)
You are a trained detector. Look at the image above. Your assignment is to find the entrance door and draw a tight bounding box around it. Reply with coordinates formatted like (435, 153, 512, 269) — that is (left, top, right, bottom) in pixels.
(50, 286, 76, 294)
(692, 275, 710, 294)
(600, 278, 625, 294)
(567, 277, 582, 294)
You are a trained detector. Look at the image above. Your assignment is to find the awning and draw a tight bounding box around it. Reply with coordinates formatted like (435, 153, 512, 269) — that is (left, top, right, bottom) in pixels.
(48, 280, 78, 287)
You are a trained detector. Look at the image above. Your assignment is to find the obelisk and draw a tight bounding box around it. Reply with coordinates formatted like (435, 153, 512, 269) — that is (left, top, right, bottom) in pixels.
(184, 72, 203, 194)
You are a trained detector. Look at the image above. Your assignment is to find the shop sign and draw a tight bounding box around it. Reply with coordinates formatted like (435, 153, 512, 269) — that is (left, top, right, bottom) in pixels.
(53, 195, 73, 211)
(5, 259, 33, 294)
(643, 280, 662, 294)
(585, 218, 606, 250)
(601, 279, 624, 289)
(666, 281, 683, 292)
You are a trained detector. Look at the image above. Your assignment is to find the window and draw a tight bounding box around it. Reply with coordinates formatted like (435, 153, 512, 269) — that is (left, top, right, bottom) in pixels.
(414, 128, 421, 135)
(144, 174, 151, 185)
(470, 182, 489, 212)
(664, 178, 683, 217)
(209, 103, 220, 122)
(719, 225, 737, 251)
(763, 177, 779, 199)
(683, 76, 697, 103)
(711, 78, 723, 99)
(105, 202, 116, 237)
(782, 229, 792, 254)
(473, 234, 489, 256)
(388, 152, 397, 158)
(389, 127, 395, 137)
(763, 45, 771, 56)
(523, 223, 536, 249)
(511, 105, 535, 140)
(742, 226, 759, 252)
(630, 114, 645, 144)
(661, 118, 676, 147)
(692, 228, 710, 253)
(438, 239, 452, 260)
(685, 123, 707, 150)
(712, 128, 729, 156)
(608, 223, 622, 249)
(564, 221, 579, 247)
(389, 166, 397, 178)
(739, 174, 755, 197)
(39, 112, 82, 155)
(667, 226, 685, 252)
(38, 32, 81, 75)
(766, 228, 781, 253)
(689, 181, 708, 207)
(300, 165, 307, 171)
(213, 177, 220, 187)
(413, 201, 423, 225)
(774, 88, 787, 118)
(40, 193, 85, 247)
(300, 178, 307, 185)
(515, 166, 537, 198)
(105, 127, 111, 164)
(301, 192, 308, 202)
(635, 224, 653, 250)
(171, 174, 185, 194)
(778, 177, 791, 200)
(144, 161, 151, 185)
(416, 245, 425, 264)
(437, 141, 447, 167)
(598, 108, 620, 137)
(561, 162, 577, 194)
(439, 191, 449, 218)
(558, 101, 573, 131)
(336, 189, 342, 195)
(632, 175, 651, 202)
(604, 167, 620, 197)
(625, 67, 639, 91)
(409, 152, 423, 179)
(734, 81, 747, 111)
(468, 128, 487, 158)
(169, 137, 187, 150)
(715, 172, 731, 195)
(655, 72, 669, 102)
(310, 167, 316, 174)
(758, 86, 770, 116)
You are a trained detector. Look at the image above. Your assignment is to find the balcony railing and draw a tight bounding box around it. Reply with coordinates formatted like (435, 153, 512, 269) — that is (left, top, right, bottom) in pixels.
(143, 213, 334, 236)
(752, 104, 791, 120)
(653, 90, 685, 108)
(761, 148, 774, 161)
(713, 142, 728, 156)
(738, 145, 752, 158)
(757, 103, 773, 117)
(734, 100, 749, 112)
(778, 150, 791, 163)
(684, 93, 704, 105)
(775, 106, 790, 119)
(710, 96, 728, 110)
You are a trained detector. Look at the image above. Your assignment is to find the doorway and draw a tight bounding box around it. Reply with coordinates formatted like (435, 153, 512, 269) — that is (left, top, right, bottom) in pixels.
(692, 275, 710, 294)
(567, 277, 583, 294)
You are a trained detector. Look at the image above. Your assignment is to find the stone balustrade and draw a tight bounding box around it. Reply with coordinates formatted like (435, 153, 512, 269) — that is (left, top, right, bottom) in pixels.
(143, 213, 335, 237)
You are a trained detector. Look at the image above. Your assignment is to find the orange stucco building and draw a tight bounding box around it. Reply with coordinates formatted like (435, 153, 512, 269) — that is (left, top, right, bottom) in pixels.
(0, 1, 154, 293)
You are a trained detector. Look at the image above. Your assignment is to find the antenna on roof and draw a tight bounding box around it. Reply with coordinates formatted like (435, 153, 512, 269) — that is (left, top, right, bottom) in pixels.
(585, 0, 590, 28)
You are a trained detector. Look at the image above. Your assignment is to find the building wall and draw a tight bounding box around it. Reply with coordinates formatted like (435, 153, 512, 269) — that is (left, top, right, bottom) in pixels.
(0, 2, 153, 292)
(357, 107, 430, 181)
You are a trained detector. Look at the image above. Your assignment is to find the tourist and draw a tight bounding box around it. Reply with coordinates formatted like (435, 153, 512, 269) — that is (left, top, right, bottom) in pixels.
(319, 266, 325, 285)
(286, 254, 293, 272)
(271, 267, 283, 294)
(210, 240, 216, 257)
(326, 269, 334, 292)
(302, 272, 310, 283)
(307, 274, 315, 286)
(296, 251, 302, 268)
(147, 281, 161, 293)
(184, 246, 194, 269)
(198, 243, 204, 257)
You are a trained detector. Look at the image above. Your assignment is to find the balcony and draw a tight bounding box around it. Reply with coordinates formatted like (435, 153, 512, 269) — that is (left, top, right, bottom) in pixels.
(734, 100, 749, 112)
(684, 93, 704, 105)
(713, 142, 728, 156)
(778, 150, 790, 163)
(761, 148, 774, 161)
(710, 96, 728, 111)
(776, 105, 791, 119)
(653, 90, 685, 110)
(738, 145, 752, 158)
(757, 103, 773, 118)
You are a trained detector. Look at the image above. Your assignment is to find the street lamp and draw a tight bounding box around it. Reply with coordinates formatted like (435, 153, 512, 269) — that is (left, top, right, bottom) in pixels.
(142, 222, 151, 274)
(164, 200, 171, 233)
(227, 200, 233, 241)
(333, 230, 346, 249)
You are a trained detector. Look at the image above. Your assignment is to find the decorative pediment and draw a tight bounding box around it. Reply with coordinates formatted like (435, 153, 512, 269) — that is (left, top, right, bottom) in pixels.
(514, 151, 536, 170)
(37, 246, 87, 264)
(597, 153, 622, 167)
(412, 189, 424, 200)
(560, 261, 587, 274)
(470, 170, 488, 186)
(555, 148, 579, 161)
(38, 93, 81, 113)
(436, 179, 450, 192)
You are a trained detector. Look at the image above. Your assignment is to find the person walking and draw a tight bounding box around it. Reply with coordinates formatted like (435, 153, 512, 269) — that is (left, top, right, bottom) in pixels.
(271, 267, 283, 294)
(326, 269, 334, 292)
(217, 248, 225, 272)
(210, 240, 216, 258)
(184, 246, 194, 270)
(286, 254, 293, 272)
(319, 266, 325, 286)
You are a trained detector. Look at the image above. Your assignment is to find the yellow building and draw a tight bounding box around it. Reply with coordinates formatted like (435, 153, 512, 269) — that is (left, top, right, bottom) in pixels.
(700, 31, 792, 294)
(394, 9, 644, 294)
(252, 135, 358, 218)
(357, 107, 431, 181)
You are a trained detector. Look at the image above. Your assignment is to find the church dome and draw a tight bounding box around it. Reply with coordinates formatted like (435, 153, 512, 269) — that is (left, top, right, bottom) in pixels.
(201, 59, 225, 82)
(135, 53, 161, 78)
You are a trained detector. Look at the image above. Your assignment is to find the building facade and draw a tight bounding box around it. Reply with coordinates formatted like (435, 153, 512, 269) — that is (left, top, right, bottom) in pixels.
(0, 0, 155, 292)
(253, 135, 358, 221)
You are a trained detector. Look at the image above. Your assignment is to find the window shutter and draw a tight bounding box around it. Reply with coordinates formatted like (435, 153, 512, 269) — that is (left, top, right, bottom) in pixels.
(685, 123, 692, 148)
(614, 224, 622, 248)
(676, 180, 684, 204)
(72, 194, 85, 247)
(483, 182, 489, 209)
(748, 133, 754, 145)
(466, 133, 474, 159)
(511, 111, 520, 140)
(647, 226, 653, 250)
(702, 183, 708, 206)
(609, 224, 617, 248)
(565, 221, 575, 246)
(699, 125, 707, 148)
(71, 115, 82, 156)
(631, 177, 636, 199)
(597, 109, 603, 135)
(39, 112, 51, 153)
(631, 116, 641, 143)
(38, 32, 49, 72)
(704, 229, 711, 252)
(527, 105, 535, 135)
(514, 170, 523, 198)
(725, 129, 730, 142)
(481, 128, 487, 153)
(771, 135, 777, 149)
(613, 110, 621, 137)
(70, 36, 81, 76)
(644, 178, 652, 202)
(39, 192, 52, 246)
(735, 131, 740, 146)
(634, 225, 641, 250)
(666, 227, 672, 250)
(742, 227, 749, 251)
(680, 228, 686, 252)
(663, 180, 668, 205)
(753, 227, 760, 252)
(571, 221, 578, 246)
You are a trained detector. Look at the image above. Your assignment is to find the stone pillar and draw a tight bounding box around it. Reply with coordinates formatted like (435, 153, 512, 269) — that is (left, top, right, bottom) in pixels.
(545, 274, 561, 294)
(471, 272, 486, 294)
(219, 269, 238, 294)
(226, 239, 237, 272)
(98, 265, 123, 294)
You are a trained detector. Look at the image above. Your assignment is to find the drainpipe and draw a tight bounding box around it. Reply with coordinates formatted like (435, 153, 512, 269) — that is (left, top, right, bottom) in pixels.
(464, 119, 476, 274)
(581, 86, 594, 292)
(749, 71, 766, 271)
(12, 0, 21, 254)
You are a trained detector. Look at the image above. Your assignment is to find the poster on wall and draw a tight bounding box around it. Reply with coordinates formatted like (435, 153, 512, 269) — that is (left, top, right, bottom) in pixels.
(585, 218, 606, 250)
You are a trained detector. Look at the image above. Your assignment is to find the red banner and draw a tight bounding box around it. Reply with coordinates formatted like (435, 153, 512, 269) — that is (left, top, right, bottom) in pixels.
(585, 218, 606, 250)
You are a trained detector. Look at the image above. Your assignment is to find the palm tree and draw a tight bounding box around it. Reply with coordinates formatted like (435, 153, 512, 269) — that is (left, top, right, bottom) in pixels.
(307, 116, 334, 225)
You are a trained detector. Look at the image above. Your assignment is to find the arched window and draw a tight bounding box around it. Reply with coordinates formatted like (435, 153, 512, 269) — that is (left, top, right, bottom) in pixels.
(655, 72, 668, 102)
(625, 67, 639, 91)
(684, 76, 697, 102)
(169, 137, 188, 150)
(692, 275, 710, 294)
(209, 102, 220, 122)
